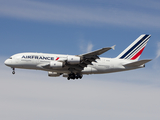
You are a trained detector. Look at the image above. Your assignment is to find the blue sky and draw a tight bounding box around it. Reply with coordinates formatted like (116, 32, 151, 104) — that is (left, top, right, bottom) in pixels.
(0, 0, 160, 120)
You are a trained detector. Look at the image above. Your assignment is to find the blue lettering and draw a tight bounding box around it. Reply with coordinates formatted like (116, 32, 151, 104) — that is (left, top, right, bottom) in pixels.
(35, 56, 38, 59)
(51, 57, 54, 60)
(45, 57, 49, 60)
(28, 56, 31, 59)
(39, 56, 43, 59)
(42, 57, 46, 60)
(22, 56, 25, 58)
(22, 55, 54, 60)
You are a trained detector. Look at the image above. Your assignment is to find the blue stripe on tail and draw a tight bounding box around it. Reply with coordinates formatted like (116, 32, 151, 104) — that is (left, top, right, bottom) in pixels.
(120, 35, 149, 59)
(125, 36, 150, 59)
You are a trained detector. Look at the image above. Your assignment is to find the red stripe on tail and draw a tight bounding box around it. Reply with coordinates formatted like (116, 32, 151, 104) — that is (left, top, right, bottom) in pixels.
(130, 47, 145, 60)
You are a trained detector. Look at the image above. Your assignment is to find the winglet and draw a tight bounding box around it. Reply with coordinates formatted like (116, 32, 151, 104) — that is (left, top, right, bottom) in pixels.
(111, 45, 116, 50)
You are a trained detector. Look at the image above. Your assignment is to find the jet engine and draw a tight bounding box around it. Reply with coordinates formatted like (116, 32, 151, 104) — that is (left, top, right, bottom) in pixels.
(67, 56, 80, 64)
(48, 72, 61, 77)
(50, 61, 63, 68)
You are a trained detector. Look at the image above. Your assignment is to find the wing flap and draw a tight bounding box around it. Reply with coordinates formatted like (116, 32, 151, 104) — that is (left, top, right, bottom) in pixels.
(123, 59, 152, 67)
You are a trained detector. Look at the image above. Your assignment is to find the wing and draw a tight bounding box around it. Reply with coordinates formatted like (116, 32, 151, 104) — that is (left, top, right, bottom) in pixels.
(77, 45, 116, 68)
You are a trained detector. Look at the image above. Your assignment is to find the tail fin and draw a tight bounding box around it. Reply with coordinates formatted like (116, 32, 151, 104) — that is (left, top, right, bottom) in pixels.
(116, 34, 151, 60)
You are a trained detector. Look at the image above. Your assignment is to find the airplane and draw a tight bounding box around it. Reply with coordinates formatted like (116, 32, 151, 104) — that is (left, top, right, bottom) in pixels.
(4, 34, 151, 80)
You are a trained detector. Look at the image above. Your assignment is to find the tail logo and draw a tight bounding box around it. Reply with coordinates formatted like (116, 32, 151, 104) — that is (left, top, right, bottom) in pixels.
(117, 34, 151, 60)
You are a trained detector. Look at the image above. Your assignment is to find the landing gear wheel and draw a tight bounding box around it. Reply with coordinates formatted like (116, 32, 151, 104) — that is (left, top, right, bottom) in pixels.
(12, 68, 15, 74)
(12, 71, 15, 74)
(75, 73, 83, 79)
(79, 75, 82, 79)
(68, 73, 83, 80)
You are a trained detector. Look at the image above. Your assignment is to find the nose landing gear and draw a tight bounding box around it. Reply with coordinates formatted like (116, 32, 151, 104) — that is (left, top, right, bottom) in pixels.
(12, 68, 15, 74)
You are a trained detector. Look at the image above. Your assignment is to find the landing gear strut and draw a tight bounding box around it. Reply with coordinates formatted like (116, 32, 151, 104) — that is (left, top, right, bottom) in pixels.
(12, 68, 15, 74)
(67, 73, 82, 80)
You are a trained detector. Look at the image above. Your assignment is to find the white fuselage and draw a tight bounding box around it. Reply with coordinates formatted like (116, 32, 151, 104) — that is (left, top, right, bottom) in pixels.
(4, 52, 142, 75)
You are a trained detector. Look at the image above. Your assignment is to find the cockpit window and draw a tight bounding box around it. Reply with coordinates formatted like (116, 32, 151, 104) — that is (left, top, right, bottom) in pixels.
(9, 57, 12, 59)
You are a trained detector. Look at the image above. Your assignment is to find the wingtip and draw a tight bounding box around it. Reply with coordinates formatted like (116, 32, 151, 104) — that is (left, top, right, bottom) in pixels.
(148, 59, 152, 61)
(111, 45, 116, 50)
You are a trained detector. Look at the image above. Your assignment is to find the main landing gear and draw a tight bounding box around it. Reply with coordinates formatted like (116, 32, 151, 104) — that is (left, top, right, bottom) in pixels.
(67, 73, 82, 80)
(12, 68, 15, 74)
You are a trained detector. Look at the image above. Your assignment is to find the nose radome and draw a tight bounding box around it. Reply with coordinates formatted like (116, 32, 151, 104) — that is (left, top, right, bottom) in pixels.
(4, 59, 8, 65)
(4, 59, 10, 66)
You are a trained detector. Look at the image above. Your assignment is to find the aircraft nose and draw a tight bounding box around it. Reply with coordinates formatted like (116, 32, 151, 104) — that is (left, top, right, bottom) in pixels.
(4, 59, 11, 66)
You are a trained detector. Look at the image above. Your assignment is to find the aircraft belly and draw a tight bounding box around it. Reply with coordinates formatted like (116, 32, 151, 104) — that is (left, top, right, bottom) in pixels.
(90, 62, 127, 74)
(82, 67, 92, 74)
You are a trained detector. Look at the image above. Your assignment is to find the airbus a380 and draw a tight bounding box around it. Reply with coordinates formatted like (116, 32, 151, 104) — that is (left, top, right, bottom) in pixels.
(4, 34, 151, 80)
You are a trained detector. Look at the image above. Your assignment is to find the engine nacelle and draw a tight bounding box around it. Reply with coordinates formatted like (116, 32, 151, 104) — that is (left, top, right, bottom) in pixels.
(48, 72, 61, 77)
(67, 56, 80, 64)
(63, 73, 69, 77)
(50, 61, 63, 68)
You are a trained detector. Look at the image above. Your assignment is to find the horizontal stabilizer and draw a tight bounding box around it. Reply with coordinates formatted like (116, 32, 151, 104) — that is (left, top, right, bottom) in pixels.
(123, 59, 152, 67)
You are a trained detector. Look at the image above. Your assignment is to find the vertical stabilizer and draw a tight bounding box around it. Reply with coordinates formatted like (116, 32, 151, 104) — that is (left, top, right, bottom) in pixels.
(116, 34, 151, 60)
